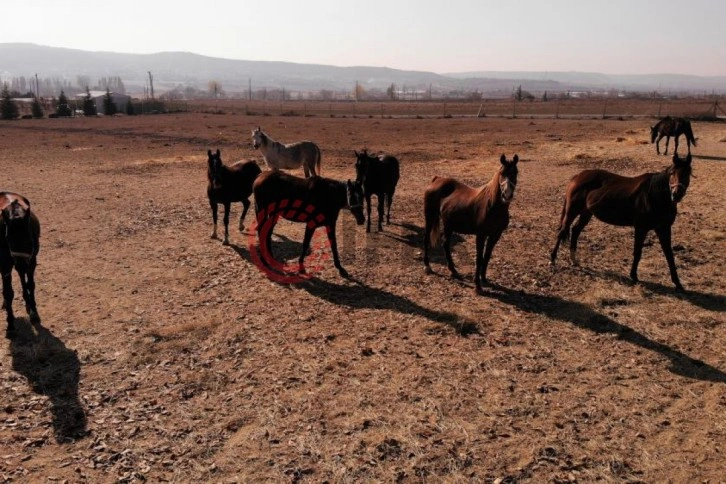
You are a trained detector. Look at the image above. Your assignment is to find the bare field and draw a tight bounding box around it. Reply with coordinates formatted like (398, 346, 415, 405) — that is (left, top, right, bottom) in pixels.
(0, 109, 725, 483)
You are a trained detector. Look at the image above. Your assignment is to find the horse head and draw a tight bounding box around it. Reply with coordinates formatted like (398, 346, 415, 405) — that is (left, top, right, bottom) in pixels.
(2, 198, 35, 263)
(498, 154, 519, 204)
(346, 180, 366, 225)
(650, 124, 659, 143)
(251, 127, 264, 149)
(354, 149, 372, 186)
(669, 153, 692, 203)
(207, 149, 224, 189)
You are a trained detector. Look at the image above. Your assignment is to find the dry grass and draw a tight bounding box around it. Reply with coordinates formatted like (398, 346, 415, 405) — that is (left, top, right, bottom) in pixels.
(0, 107, 724, 482)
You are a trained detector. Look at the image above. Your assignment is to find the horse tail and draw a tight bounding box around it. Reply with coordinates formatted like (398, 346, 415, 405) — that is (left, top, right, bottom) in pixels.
(685, 122, 697, 147)
(315, 145, 322, 176)
(557, 196, 570, 242)
(424, 181, 442, 248)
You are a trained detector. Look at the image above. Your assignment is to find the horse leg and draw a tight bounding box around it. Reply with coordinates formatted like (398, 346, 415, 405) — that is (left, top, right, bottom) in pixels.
(655, 226, 684, 291)
(443, 227, 461, 279)
(655, 134, 663, 155)
(365, 194, 372, 233)
(423, 218, 433, 274)
(663, 135, 670, 155)
(479, 233, 501, 291)
(630, 226, 648, 284)
(298, 225, 316, 274)
(210, 200, 219, 239)
(222, 202, 231, 245)
(326, 224, 349, 278)
(474, 233, 486, 294)
(19, 265, 40, 324)
(377, 193, 385, 232)
(239, 199, 251, 232)
(569, 211, 592, 267)
(386, 189, 395, 225)
(2, 269, 15, 338)
(673, 135, 679, 155)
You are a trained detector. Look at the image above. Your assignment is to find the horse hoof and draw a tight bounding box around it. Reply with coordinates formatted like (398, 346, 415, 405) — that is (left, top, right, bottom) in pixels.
(338, 268, 350, 279)
(222, 239, 230, 246)
(424, 266, 433, 275)
(675, 284, 685, 293)
(475, 285, 485, 296)
(30, 312, 41, 325)
(451, 272, 463, 280)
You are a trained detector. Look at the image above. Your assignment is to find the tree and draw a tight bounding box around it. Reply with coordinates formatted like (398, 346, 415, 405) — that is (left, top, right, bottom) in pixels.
(82, 88, 97, 116)
(31, 97, 44, 118)
(354, 81, 366, 101)
(542, 91, 549, 102)
(125, 98, 135, 115)
(102, 88, 117, 115)
(208, 80, 224, 99)
(386, 83, 397, 100)
(1, 84, 19, 120)
(56, 90, 72, 117)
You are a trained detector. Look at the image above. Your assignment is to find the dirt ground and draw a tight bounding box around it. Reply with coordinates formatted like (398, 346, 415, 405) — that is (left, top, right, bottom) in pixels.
(0, 108, 724, 483)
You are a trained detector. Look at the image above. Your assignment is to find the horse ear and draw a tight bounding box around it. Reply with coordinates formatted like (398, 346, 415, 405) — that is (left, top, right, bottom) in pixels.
(500, 154, 507, 165)
(207, 149, 212, 157)
(216, 149, 220, 157)
(354, 150, 359, 157)
(512, 154, 519, 165)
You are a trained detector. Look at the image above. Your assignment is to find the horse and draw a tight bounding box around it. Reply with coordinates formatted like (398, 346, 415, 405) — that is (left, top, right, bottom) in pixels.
(423, 154, 519, 294)
(0, 192, 41, 338)
(252, 171, 365, 278)
(207, 149, 262, 245)
(650, 116, 696, 155)
(251, 127, 322, 177)
(550, 153, 692, 291)
(354, 149, 400, 232)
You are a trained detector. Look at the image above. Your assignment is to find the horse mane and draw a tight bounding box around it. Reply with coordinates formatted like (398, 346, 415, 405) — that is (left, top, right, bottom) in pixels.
(480, 166, 503, 206)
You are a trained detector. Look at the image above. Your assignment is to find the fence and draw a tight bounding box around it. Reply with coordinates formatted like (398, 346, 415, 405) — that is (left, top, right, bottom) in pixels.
(183, 97, 725, 120)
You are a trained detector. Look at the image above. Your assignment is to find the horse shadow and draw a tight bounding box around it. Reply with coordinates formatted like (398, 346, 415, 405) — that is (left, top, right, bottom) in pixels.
(584, 268, 725, 313)
(303, 276, 481, 335)
(481, 283, 726, 383)
(10, 318, 87, 442)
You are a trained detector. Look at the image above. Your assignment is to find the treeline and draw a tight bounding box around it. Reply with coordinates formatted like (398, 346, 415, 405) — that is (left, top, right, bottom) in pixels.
(0, 75, 126, 98)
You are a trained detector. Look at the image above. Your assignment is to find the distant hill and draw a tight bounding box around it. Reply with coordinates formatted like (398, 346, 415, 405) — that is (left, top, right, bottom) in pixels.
(1, 43, 724, 97)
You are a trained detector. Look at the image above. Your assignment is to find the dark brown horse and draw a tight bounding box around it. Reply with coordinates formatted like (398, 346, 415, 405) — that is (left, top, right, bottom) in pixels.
(253, 171, 365, 278)
(0, 192, 41, 338)
(354, 149, 400, 232)
(207, 149, 262, 245)
(650, 116, 696, 155)
(423, 154, 519, 294)
(550, 153, 692, 291)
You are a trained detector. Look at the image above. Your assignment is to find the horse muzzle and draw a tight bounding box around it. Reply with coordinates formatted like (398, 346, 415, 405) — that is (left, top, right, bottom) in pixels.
(670, 184, 686, 203)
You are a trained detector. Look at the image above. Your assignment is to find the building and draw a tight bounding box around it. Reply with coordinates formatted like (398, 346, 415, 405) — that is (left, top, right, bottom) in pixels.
(76, 91, 131, 114)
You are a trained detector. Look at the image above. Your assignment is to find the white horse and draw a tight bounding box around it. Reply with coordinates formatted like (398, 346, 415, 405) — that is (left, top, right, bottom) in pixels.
(251, 127, 321, 177)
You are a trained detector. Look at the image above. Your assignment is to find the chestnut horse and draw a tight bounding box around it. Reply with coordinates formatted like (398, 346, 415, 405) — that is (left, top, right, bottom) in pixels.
(1, 192, 41, 337)
(650, 116, 696, 155)
(253, 171, 365, 278)
(354, 149, 400, 232)
(207, 149, 262, 245)
(423, 154, 519, 294)
(550, 153, 692, 291)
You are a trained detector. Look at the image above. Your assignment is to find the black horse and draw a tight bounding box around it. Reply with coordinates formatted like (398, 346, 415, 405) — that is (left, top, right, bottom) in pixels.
(252, 171, 365, 278)
(207, 149, 262, 245)
(550, 153, 693, 291)
(650, 116, 696, 155)
(1, 192, 41, 338)
(354, 149, 400, 232)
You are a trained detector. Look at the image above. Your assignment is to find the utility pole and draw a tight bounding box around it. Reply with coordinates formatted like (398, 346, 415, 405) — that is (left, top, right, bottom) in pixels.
(248, 78, 252, 101)
(148, 71, 155, 100)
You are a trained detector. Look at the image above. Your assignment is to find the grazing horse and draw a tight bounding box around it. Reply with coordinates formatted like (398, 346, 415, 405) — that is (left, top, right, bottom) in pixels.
(0, 192, 41, 337)
(423, 154, 519, 294)
(550, 153, 692, 291)
(251, 127, 322, 177)
(354, 149, 400, 232)
(207, 149, 262, 245)
(650, 116, 696, 155)
(253, 171, 365, 278)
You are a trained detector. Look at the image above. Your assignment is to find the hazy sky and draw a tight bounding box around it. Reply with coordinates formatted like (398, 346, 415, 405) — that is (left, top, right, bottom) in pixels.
(2, 0, 724, 76)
